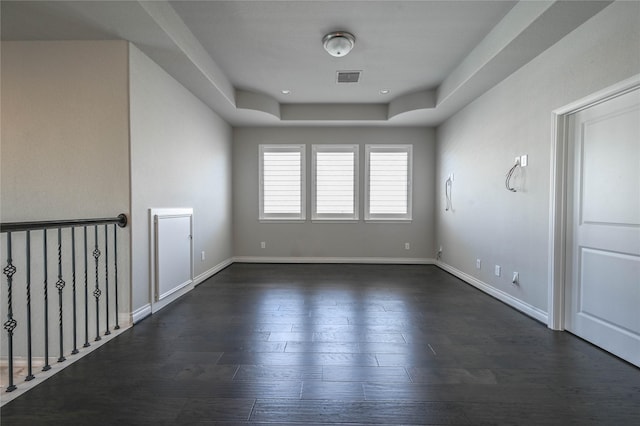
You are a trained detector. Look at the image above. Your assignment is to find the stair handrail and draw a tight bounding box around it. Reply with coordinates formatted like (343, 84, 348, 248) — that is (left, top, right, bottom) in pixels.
(1, 213, 127, 233)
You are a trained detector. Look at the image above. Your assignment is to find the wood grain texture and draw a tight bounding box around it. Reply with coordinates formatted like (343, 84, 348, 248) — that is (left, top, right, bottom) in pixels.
(2, 264, 639, 425)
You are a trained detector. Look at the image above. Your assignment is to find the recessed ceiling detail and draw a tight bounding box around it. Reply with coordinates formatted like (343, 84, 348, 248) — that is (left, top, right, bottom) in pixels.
(1, 1, 613, 125)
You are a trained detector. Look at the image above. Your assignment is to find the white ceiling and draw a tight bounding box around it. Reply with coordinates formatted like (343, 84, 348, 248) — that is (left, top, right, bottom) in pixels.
(169, 1, 515, 103)
(1, 1, 612, 127)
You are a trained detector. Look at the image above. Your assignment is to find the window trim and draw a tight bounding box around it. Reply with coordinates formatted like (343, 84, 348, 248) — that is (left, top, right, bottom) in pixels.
(259, 144, 306, 222)
(364, 144, 413, 222)
(311, 144, 359, 221)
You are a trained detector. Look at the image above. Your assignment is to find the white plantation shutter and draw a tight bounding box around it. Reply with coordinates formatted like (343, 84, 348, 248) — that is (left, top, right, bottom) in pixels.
(263, 152, 301, 214)
(312, 145, 359, 220)
(260, 145, 306, 220)
(369, 152, 408, 214)
(365, 145, 412, 221)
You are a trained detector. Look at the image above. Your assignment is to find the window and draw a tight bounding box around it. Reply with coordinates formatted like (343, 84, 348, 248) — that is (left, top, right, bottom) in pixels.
(365, 144, 412, 221)
(259, 144, 305, 221)
(312, 145, 359, 221)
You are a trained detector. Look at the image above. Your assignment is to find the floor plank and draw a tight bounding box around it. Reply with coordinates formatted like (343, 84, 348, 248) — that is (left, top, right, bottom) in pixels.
(2, 264, 639, 425)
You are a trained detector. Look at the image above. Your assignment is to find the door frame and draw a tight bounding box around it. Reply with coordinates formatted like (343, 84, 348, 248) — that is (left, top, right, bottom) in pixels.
(547, 74, 640, 330)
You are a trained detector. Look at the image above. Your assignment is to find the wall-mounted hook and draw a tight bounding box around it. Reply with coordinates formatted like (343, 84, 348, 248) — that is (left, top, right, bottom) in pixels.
(445, 173, 453, 211)
(505, 158, 520, 192)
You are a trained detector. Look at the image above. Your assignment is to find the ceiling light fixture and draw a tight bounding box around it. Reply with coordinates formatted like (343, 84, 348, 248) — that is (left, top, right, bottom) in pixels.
(322, 31, 355, 57)
(379, 89, 390, 95)
(281, 89, 291, 95)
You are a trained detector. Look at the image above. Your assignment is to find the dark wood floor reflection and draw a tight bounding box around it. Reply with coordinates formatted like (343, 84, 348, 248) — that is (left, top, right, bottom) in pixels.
(2, 264, 639, 425)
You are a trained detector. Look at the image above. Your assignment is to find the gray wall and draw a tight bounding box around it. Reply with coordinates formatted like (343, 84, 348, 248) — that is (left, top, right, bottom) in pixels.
(435, 1, 640, 315)
(233, 127, 435, 260)
(1, 41, 130, 222)
(1, 40, 131, 353)
(129, 44, 233, 313)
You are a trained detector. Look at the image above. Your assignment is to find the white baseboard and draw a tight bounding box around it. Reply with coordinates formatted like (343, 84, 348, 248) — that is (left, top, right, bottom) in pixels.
(233, 256, 435, 265)
(131, 257, 234, 323)
(151, 282, 194, 314)
(194, 257, 234, 286)
(436, 261, 548, 324)
(131, 303, 152, 324)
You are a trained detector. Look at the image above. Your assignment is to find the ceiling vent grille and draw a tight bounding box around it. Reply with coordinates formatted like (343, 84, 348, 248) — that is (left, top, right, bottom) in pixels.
(336, 71, 361, 83)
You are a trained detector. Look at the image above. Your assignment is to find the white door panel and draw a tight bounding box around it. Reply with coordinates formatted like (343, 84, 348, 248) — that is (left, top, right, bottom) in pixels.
(566, 87, 640, 367)
(579, 248, 640, 332)
(580, 101, 640, 226)
(580, 224, 640, 256)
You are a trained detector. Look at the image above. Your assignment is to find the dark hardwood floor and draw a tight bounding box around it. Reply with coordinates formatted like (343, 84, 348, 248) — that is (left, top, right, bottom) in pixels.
(2, 264, 639, 425)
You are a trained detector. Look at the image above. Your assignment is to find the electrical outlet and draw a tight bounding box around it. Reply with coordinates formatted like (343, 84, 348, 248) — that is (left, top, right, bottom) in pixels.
(520, 155, 528, 167)
(201, 251, 205, 261)
(476, 259, 481, 269)
(405, 242, 410, 250)
(512, 272, 519, 285)
(495, 265, 501, 277)
(260, 241, 266, 249)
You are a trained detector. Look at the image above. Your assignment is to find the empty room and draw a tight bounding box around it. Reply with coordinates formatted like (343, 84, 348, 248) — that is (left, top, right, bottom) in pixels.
(1, 1, 639, 424)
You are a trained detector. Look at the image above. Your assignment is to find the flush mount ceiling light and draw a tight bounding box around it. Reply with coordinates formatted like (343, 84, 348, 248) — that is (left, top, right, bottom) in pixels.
(322, 31, 355, 57)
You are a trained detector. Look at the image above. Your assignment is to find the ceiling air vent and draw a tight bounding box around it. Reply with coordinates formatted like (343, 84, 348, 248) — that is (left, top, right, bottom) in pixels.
(336, 71, 361, 83)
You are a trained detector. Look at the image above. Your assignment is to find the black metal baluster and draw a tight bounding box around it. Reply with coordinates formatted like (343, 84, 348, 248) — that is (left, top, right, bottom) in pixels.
(71, 227, 78, 355)
(83, 226, 90, 348)
(25, 231, 35, 381)
(3, 233, 18, 392)
(93, 226, 101, 341)
(113, 224, 120, 330)
(0, 214, 126, 379)
(42, 230, 51, 371)
(56, 228, 66, 363)
(104, 225, 110, 336)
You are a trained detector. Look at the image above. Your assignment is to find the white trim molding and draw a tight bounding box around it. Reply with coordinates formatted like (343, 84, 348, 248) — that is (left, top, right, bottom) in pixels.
(132, 303, 152, 324)
(149, 207, 194, 313)
(150, 282, 195, 314)
(131, 257, 233, 324)
(194, 257, 234, 286)
(548, 74, 640, 331)
(259, 144, 306, 221)
(233, 256, 435, 265)
(364, 144, 413, 222)
(437, 261, 548, 325)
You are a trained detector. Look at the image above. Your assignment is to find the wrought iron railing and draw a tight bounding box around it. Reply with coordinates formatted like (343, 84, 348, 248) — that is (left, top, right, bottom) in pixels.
(1, 214, 127, 392)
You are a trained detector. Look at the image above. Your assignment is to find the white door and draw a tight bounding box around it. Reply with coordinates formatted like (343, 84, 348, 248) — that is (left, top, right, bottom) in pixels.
(565, 87, 640, 367)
